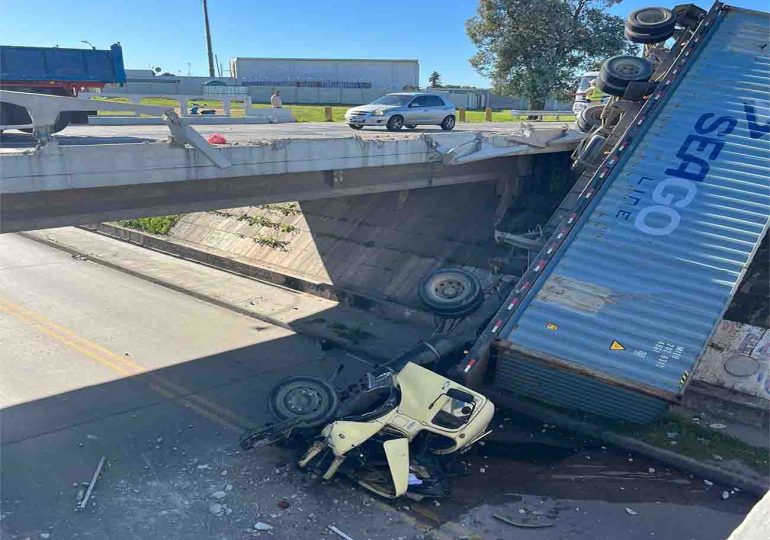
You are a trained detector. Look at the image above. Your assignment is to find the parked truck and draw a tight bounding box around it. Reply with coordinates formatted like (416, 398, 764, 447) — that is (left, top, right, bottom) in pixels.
(0, 43, 126, 132)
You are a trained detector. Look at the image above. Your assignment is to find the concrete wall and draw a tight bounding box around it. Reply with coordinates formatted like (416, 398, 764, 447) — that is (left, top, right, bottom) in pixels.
(164, 153, 573, 310)
(231, 57, 419, 90)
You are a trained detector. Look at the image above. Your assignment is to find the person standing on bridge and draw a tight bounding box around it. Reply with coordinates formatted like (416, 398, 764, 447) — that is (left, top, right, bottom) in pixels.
(270, 90, 282, 108)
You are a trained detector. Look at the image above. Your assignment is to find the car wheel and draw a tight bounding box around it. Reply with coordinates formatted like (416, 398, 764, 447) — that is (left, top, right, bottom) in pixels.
(268, 376, 339, 429)
(418, 267, 483, 318)
(349, 124, 363, 130)
(440, 115, 456, 131)
(576, 105, 604, 133)
(386, 115, 404, 131)
(597, 55, 653, 97)
(405, 124, 417, 129)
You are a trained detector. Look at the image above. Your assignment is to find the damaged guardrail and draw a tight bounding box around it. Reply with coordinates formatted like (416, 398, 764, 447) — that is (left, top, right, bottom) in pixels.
(0, 90, 231, 169)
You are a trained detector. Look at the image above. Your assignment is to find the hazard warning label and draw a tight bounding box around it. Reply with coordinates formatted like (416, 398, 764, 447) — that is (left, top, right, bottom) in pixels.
(610, 340, 626, 351)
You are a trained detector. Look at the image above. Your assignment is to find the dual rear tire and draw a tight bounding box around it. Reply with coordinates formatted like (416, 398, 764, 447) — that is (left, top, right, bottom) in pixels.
(624, 7, 676, 44)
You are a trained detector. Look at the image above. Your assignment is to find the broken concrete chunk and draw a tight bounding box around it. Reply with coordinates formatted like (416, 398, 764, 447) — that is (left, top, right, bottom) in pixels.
(210, 491, 227, 499)
(253, 521, 273, 531)
(208, 503, 223, 516)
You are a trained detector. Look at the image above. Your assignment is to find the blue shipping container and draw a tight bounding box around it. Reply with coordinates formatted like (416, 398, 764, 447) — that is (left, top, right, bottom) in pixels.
(487, 4, 770, 421)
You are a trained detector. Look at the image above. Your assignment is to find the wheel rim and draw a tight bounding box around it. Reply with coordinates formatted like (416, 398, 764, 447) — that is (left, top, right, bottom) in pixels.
(636, 8, 669, 25)
(283, 386, 324, 415)
(613, 58, 644, 77)
(391, 116, 403, 129)
(434, 277, 465, 300)
(273, 380, 333, 417)
(445, 117, 455, 128)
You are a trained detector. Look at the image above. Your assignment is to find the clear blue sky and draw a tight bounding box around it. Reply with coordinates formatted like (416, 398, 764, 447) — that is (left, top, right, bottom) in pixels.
(0, 0, 766, 86)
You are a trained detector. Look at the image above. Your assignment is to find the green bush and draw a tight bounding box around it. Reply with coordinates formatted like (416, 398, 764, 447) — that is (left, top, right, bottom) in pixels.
(118, 215, 180, 235)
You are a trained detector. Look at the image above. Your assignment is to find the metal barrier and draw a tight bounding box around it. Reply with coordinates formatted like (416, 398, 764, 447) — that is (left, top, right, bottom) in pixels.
(510, 109, 574, 121)
(0, 90, 230, 169)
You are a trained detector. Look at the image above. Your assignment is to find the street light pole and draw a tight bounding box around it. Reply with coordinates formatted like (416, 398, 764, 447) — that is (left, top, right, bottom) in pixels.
(202, 0, 215, 77)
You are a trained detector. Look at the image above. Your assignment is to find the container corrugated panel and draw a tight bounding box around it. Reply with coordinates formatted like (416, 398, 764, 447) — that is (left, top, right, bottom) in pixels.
(496, 5, 770, 409)
(494, 349, 668, 423)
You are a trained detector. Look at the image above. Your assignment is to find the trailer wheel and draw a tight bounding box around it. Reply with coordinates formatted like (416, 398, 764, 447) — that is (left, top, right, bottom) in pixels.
(597, 56, 653, 97)
(268, 376, 339, 429)
(576, 105, 604, 133)
(419, 267, 483, 318)
(625, 7, 676, 37)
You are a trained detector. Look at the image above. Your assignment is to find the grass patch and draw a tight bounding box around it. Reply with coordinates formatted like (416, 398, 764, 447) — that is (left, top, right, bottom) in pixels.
(329, 322, 372, 344)
(615, 413, 770, 474)
(118, 215, 180, 235)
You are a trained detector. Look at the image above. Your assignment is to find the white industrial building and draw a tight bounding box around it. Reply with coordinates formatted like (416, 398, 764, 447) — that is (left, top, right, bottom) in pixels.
(230, 57, 419, 90)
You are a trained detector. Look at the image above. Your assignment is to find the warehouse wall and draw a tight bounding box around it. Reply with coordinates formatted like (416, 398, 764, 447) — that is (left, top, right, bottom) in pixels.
(231, 58, 419, 90)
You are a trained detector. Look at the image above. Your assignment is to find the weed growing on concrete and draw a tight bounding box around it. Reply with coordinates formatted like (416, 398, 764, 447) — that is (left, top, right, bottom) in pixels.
(253, 234, 290, 251)
(261, 203, 301, 217)
(118, 215, 180, 235)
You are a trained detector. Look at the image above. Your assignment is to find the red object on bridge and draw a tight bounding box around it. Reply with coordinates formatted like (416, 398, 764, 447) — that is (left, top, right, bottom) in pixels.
(207, 133, 227, 144)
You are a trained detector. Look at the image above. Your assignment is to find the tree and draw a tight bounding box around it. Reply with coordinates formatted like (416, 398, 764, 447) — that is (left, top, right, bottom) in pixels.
(428, 71, 443, 87)
(466, 0, 635, 109)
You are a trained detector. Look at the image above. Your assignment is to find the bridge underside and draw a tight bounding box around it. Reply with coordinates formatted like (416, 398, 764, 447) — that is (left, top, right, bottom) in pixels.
(1, 157, 533, 232)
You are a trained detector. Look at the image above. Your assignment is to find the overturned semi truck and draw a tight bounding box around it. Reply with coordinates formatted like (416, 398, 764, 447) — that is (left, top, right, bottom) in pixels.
(458, 1, 770, 423)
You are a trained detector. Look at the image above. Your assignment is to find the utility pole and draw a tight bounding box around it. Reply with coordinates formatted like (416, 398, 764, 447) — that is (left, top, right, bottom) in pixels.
(202, 0, 215, 77)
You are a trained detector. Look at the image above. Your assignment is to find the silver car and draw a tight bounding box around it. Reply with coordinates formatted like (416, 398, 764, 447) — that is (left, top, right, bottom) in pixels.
(344, 92, 456, 131)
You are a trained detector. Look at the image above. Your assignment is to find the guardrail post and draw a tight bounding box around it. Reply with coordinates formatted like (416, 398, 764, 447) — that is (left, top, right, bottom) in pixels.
(485, 108, 492, 122)
(324, 106, 333, 122)
(459, 107, 466, 122)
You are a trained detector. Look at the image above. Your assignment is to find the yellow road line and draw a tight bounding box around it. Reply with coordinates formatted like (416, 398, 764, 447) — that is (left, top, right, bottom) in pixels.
(0, 296, 249, 432)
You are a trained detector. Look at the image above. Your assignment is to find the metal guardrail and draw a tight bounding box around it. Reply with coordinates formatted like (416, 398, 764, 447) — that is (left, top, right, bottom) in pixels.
(510, 109, 574, 120)
(0, 90, 230, 168)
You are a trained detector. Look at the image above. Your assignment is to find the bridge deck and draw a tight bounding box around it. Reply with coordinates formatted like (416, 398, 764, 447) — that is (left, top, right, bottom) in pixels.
(0, 121, 569, 152)
(0, 121, 582, 233)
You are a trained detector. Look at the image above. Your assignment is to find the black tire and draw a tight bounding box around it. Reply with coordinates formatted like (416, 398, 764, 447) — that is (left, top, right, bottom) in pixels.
(577, 133, 607, 164)
(576, 105, 604, 133)
(268, 376, 339, 429)
(626, 7, 676, 34)
(405, 124, 417, 129)
(440, 115, 456, 131)
(386, 115, 404, 131)
(349, 124, 363, 130)
(419, 267, 483, 318)
(624, 27, 674, 44)
(597, 56, 653, 97)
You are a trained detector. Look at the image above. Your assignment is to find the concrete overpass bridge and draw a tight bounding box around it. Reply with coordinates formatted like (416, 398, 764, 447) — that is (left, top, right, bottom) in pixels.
(0, 118, 583, 233)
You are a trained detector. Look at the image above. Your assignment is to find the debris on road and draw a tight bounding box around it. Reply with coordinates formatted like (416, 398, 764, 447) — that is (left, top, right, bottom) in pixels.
(721, 491, 730, 500)
(253, 522, 273, 531)
(207, 133, 228, 144)
(208, 503, 223, 516)
(704, 480, 714, 487)
(493, 513, 556, 529)
(625, 508, 638, 516)
(76, 456, 106, 510)
(328, 525, 356, 540)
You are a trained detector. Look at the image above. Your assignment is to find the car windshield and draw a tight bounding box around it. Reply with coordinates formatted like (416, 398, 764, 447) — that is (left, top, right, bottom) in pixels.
(578, 75, 597, 92)
(371, 95, 412, 106)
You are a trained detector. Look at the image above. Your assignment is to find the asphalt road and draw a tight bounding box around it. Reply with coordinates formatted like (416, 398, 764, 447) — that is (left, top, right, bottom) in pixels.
(0, 233, 758, 539)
